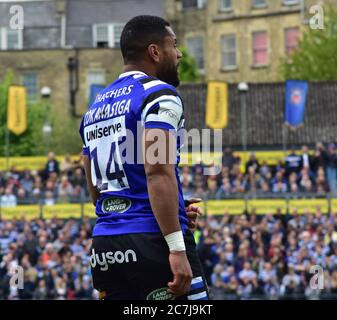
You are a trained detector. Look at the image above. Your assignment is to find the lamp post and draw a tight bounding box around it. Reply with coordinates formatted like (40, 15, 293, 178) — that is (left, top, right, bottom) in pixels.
(238, 82, 249, 152)
(40, 86, 52, 155)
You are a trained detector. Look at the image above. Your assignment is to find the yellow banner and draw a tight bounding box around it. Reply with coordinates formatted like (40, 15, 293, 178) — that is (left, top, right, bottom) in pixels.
(207, 199, 245, 215)
(247, 199, 287, 215)
(84, 203, 96, 218)
(0, 199, 335, 221)
(206, 81, 228, 129)
(330, 199, 337, 213)
(179, 152, 223, 167)
(42, 204, 82, 219)
(234, 151, 289, 166)
(0, 151, 305, 171)
(0, 155, 81, 171)
(1, 205, 40, 220)
(288, 199, 328, 214)
(7, 86, 27, 135)
(178, 150, 299, 168)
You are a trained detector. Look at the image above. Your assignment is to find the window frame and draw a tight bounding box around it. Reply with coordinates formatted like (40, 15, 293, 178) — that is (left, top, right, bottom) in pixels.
(252, 30, 269, 67)
(285, 27, 300, 57)
(251, 0, 267, 9)
(182, 0, 206, 10)
(93, 23, 110, 48)
(112, 23, 125, 48)
(21, 72, 38, 103)
(282, 0, 299, 6)
(0, 27, 23, 50)
(219, 0, 232, 13)
(93, 23, 125, 49)
(221, 34, 237, 70)
(186, 36, 205, 70)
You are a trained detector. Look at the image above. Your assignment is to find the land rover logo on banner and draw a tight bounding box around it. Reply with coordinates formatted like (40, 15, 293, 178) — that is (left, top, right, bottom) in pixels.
(102, 197, 131, 213)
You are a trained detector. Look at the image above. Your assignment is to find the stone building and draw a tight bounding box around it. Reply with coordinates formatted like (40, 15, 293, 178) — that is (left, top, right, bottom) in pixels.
(0, 0, 164, 152)
(167, 0, 336, 82)
(0, 0, 164, 116)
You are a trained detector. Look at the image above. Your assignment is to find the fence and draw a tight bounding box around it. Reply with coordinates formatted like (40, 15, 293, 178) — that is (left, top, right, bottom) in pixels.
(1, 194, 337, 220)
(179, 82, 337, 148)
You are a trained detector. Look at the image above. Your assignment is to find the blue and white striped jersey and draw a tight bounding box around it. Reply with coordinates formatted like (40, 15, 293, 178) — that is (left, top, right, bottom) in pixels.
(79, 71, 188, 236)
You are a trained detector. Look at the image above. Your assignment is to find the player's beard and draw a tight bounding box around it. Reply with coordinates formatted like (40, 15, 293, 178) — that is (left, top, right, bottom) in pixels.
(157, 61, 180, 88)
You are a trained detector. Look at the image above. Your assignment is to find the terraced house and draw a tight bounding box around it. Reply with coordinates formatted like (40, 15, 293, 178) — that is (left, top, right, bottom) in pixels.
(167, 0, 337, 82)
(0, 0, 164, 115)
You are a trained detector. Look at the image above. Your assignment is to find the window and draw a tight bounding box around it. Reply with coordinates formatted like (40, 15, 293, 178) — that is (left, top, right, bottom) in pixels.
(283, 0, 299, 5)
(0, 28, 22, 50)
(252, 0, 267, 8)
(93, 23, 125, 48)
(94, 24, 109, 48)
(87, 70, 106, 100)
(285, 27, 300, 57)
(113, 23, 124, 48)
(219, 0, 232, 12)
(22, 72, 38, 103)
(182, 0, 206, 9)
(7, 29, 20, 49)
(252, 31, 268, 66)
(198, 0, 206, 8)
(186, 37, 204, 69)
(221, 35, 236, 69)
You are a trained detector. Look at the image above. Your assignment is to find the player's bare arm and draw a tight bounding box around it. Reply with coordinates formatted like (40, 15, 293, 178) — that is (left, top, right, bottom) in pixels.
(143, 128, 192, 296)
(83, 154, 99, 206)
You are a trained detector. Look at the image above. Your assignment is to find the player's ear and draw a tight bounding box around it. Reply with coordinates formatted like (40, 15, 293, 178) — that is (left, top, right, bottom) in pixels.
(147, 44, 160, 63)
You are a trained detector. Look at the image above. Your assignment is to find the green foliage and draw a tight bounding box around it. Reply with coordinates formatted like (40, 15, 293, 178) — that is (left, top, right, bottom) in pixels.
(50, 116, 82, 156)
(178, 47, 200, 83)
(281, 6, 337, 81)
(0, 70, 48, 156)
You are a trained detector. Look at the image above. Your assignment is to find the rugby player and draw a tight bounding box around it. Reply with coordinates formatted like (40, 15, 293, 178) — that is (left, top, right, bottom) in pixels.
(79, 15, 208, 300)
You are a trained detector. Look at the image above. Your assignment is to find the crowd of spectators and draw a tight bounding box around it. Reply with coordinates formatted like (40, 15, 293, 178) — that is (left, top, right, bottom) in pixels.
(0, 218, 97, 299)
(198, 210, 337, 300)
(1, 210, 337, 300)
(180, 143, 337, 199)
(0, 152, 89, 207)
(1, 143, 337, 299)
(1, 142, 337, 207)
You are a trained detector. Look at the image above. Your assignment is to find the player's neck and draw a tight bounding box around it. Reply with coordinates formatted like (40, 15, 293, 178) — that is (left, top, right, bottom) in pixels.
(123, 63, 157, 78)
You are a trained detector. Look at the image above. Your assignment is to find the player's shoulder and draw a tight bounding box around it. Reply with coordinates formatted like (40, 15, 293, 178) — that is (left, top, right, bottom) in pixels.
(136, 76, 178, 94)
(135, 76, 182, 108)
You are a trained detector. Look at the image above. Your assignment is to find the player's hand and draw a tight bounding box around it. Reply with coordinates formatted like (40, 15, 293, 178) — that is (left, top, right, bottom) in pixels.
(185, 198, 203, 231)
(167, 251, 193, 297)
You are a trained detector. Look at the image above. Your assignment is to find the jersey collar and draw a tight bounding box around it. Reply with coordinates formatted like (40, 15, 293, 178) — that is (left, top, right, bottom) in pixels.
(118, 71, 147, 79)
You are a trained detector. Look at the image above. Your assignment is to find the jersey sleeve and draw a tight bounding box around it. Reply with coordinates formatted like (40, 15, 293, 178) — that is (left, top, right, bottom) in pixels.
(139, 79, 184, 131)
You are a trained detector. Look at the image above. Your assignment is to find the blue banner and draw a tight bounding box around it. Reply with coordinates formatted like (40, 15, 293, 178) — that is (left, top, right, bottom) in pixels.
(89, 84, 105, 108)
(285, 80, 308, 128)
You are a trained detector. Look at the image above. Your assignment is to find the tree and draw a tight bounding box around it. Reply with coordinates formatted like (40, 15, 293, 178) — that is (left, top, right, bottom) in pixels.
(281, 6, 337, 81)
(0, 70, 47, 156)
(178, 47, 200, 83)
(49, 115, 82, 156)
